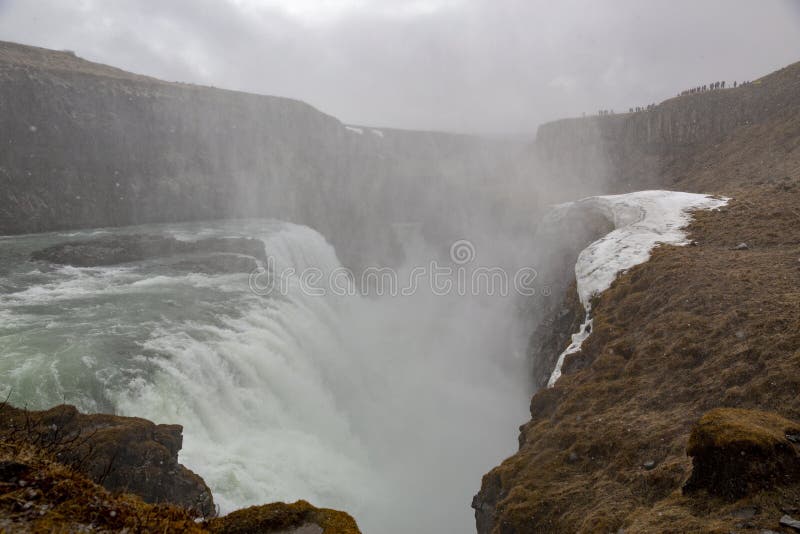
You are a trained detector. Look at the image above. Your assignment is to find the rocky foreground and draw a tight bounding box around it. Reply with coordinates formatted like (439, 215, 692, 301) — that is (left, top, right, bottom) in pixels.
(0, 404, 360, 533)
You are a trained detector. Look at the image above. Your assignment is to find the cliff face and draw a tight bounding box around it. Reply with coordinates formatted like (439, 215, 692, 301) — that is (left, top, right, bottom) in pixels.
(0, 41, 526, 269)
(476, 60, 800, 533)
(534, 61, 800, 199)
(0, 403, 361, 533)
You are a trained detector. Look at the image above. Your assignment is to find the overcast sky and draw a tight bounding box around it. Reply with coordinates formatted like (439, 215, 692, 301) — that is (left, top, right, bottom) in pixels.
(1, 0, 799, 134)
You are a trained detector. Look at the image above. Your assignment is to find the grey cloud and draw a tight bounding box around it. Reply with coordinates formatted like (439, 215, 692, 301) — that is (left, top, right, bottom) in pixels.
(1, 0, 798, 133)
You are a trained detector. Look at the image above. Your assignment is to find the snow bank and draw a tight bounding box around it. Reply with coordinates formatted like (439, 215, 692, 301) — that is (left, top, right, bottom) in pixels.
(547, 190, 727, 387)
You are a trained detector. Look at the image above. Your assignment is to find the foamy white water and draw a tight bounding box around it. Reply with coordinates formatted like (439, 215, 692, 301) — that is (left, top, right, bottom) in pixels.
(0, 219, 530, 534)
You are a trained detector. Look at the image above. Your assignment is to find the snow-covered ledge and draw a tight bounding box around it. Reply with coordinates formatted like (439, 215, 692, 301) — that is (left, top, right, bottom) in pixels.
(547, 190, 728, 387)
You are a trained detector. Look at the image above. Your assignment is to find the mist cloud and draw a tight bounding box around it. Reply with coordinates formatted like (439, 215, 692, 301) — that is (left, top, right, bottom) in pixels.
(1, 0, 798, 133)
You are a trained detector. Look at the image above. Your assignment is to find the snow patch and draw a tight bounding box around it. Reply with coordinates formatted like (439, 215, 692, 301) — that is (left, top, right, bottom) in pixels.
(370, 129, 384, 138)
(345, 126, 363, 135)
(547, 190, 727, 387)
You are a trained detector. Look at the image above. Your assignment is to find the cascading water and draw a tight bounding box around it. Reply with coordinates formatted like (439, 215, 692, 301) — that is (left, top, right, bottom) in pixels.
(0, 219, 531, 534)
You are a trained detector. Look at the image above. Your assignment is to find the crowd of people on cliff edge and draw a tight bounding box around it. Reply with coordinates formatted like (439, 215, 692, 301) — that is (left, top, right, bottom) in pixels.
(594, 103, 657, 116)
(679, 80, 751, 96)
(590, 79, 755, 118)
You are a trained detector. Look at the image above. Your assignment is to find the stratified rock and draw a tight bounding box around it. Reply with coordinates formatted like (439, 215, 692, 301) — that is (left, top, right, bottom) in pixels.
(205, 500, 361, 534)
(1, 404, 215, 517)
(683, 408, 800, 499)
(30, 234, 266, 267)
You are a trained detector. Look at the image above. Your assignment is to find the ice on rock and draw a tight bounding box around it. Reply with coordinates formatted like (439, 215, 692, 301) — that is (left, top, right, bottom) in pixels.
(547, 190, 727, 387)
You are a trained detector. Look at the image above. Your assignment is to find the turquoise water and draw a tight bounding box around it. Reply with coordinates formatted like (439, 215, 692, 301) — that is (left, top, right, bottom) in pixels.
(0, 219, 530, 533)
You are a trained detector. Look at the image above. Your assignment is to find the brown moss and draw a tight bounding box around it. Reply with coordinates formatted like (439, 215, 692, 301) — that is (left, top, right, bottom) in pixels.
(0, 442, 205, 533)
(687, 408, 800, 453)
(1, 404, 215, 516)
(684, 408, 800, 498)
(475, 177, 800, 531)
(0, 405, 361, 533)
(205, 500, 361, 534)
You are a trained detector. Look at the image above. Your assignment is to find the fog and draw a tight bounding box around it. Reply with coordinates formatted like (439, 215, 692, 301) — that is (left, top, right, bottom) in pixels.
(1, 2, 798, 534)
(1, 0, 799, 133)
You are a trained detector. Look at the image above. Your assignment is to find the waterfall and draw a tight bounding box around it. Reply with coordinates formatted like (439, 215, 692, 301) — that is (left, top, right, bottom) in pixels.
(0, 220, 530, 534)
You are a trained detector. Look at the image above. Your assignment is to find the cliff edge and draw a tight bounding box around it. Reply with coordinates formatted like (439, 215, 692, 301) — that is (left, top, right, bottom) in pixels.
(476, 60, 800, 532)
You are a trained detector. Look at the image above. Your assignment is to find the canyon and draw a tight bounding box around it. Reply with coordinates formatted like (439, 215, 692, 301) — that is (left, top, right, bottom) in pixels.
(1, 39, 800, 533)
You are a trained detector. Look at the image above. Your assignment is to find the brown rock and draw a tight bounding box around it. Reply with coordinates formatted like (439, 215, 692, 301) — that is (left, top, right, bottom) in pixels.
(206, 500, 361, 534)
(1, 404, 215, 517)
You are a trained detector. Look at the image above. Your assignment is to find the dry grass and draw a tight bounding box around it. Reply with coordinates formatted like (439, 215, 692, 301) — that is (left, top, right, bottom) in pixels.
(688, 408, 800, 454)
(478, 179, 800, 533)
(0, 443, 205, 533)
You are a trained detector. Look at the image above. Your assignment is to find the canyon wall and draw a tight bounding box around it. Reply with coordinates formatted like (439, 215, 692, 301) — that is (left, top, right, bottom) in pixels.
(476, 59, 800, 533)
(524, 59, 800, 387)
(533, 61, 800, 201)
(0, 41, 527, 269)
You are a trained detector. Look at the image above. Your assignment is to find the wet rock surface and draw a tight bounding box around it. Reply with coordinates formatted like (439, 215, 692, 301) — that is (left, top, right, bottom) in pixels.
(171, 253, 259, 274)
(30, 234, 266, 267)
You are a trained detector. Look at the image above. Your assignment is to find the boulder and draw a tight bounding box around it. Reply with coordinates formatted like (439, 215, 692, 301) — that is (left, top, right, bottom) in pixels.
(1, 404, 215, 517)
(205, 500, 361, 534)
(683, 408, 800, 498)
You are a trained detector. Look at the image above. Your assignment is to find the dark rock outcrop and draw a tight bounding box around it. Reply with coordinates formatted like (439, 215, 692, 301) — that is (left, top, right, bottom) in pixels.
(1, 404, 215, 517)
(523, 199, 614, 389)
(30, 234, 266, 267)
(684, 408, 800, 498)
(0, 404, 360, 533)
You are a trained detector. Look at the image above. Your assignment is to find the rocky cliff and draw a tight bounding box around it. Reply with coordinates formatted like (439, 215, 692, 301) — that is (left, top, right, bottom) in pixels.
(475, 60, 800, 533)
(1, 404, 215, 516)
(533, 61, 800, 200)
(0, 403, 361, 533)
(0, 40, 528, 270)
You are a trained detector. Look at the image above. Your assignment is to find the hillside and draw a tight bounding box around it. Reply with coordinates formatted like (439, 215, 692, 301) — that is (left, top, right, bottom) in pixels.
(475, 61, 800, 532)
